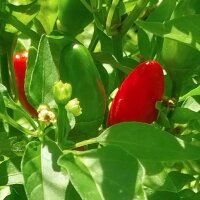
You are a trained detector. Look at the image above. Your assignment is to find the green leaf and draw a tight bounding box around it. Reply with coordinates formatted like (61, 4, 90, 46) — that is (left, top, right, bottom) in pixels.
(5, 1, 39, 33)
(25, 35, 59, 107)
(97, 28, 113, 54)
(0, 92, 6, 115)
(136, 14, 200, 51)
(65, 182, 82, 200)
(145, 170, 195, 193)
(36, 0, 58, 34)
(58, 146, 142, 200)
(164, 171, 194, 192)
(137, 29, 158, 60)
(174, 0, 200, 17)
(97, 122, 200, 161)
(21, 140, 69, 200)
(8, 0, 35, 5)
(182, 96, 200, 112)
(179, 86, 200, 102)
(0, 186, 11, 200)
(5, 184, 27, 200)
(47, 35, 73, 69)
(170, 107, 200, 124)
(0, 84, 8, 115)
(147, 0, 176, 22)
(93, 52, 132, 74)
(0, 157, 23, 186)
(148, 191, 180, 200)
(179, 190, 200, 200)
(0, 83, 8, 93)
(0, 132, 12, 157)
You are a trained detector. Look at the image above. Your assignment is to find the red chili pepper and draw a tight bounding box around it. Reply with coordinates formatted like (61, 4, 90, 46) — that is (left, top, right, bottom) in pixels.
(13, 51, 37, 116)
(107, 60, 164, 126)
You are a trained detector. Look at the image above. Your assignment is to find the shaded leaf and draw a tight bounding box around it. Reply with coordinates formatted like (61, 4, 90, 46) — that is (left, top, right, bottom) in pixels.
(170, 107, 200, 124)
(0, 157, 23, 186)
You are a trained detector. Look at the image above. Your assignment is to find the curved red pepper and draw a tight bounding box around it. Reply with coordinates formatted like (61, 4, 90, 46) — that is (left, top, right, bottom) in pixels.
(107, 60, 164, 126)
(13, 51, 37, 116)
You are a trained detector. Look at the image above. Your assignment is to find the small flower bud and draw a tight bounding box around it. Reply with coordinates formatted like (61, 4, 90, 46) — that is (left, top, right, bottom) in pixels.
(66, 98, 82, 117)
(53, 81, 72, 105)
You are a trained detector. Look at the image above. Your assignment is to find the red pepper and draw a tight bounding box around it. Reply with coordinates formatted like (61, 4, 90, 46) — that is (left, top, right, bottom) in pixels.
(107, 60, 164, 126)
(13, 51, 37, 116)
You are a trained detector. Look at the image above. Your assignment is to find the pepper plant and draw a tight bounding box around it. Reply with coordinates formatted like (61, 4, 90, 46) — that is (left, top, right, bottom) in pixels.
(0, 0, 200, 199)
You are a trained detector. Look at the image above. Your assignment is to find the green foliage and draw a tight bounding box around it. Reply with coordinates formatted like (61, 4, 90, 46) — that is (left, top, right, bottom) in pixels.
(58, 146, 142, 200)
(25, 35, 59, 107)
(21, 140, 69, 200)
(0, 0, 200, 199)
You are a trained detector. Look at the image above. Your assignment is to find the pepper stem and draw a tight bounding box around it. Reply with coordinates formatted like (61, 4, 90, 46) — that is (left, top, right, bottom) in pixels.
(57, 105, 71, 149)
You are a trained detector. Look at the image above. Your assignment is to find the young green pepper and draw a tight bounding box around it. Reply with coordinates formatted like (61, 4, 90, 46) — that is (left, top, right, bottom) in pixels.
(59, 42, 106, 135)
(160, 38, 200, 82)
(58, 0, 93, 36)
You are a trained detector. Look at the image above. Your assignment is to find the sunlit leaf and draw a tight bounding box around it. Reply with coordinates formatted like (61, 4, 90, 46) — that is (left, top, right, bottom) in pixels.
(58, 145, 143, 200)
(21, 140, 68, 200)
(97, 122, 200, 161)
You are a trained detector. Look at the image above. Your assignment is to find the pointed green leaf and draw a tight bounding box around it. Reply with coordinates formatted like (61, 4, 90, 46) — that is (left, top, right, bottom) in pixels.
(25, 35, 59, 107)
(21, 140, 69, 200)
(136, 15, 200, 51)
(179, 86, 200, 102)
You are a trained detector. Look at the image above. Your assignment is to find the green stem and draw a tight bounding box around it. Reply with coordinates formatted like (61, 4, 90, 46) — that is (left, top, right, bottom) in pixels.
(80, 0, 93, 12)
(5, 96, 38, 130)
(106, 0, 120, 35)
(0, 53, 11, 94)
(57, 105, 71, 149)
(171, 80, 182, 100)
(3, 32, 18, 100)
(14, 102, 38, 130)
(119, 0, 149, 37)
(112, 34, 123, 61)
(0, 11, 40, 46)
(0, 0, 6, 34)
(74, 137, 99, 149)
(88, 26, 99, 52)
(0, 113, 38, 137)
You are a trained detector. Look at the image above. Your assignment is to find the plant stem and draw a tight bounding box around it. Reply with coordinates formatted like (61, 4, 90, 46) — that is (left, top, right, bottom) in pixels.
(0, 11, 40, 46)
(112, 34, 123, 61)
(120, 0, 149, 37)
(80, 0, 93, 12)
(74, 137, 99, 149)
(57, 105, 71, 149)
(0, 113, 38, 137)
(0, 53, 11, 94)
(88, 26, 99, 52)
(106, 0, 120, 35)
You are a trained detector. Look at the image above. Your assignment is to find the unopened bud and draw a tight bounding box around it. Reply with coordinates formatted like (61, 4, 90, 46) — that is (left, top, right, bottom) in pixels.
(53, 81, 72, 105)
(66, 98, 82, 117)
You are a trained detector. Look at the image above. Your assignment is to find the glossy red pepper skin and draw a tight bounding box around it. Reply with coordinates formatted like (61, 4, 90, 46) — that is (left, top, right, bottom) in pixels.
(13, 51, 37, 116)
(107, 60, 164, 126)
